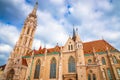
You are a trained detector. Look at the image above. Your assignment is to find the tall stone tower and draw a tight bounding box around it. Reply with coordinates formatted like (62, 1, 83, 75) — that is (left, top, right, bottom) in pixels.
(3, 1, 38, 80)
(73, 28, 87, 80)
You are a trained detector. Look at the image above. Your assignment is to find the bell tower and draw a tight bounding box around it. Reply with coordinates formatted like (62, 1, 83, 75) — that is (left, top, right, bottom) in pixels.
(12, 1, 38, 58)
(3, 1, 38, 80)
(73, 28, 87, 80)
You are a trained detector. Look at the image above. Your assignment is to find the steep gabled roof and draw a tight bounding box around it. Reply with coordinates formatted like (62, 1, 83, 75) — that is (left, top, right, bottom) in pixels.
(25, 39, 116, 56)
(83, 39, 115, 54)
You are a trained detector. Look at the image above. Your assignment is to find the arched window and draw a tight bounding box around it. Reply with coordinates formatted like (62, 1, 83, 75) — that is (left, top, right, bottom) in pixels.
(68, 45, 70, 50)
(88, 74, 91, 80)
(112, 56, 118, 64)
(107, 68, 113, 80)
(117, 68, 120, 77)
(27, 28, 30, 35)
(71, 45, 73, 50)
(68, 56, 76, 72)
(50, 58, 56, 78)
(102, 57, 106, 65)
(34, 59, 41, 79)
(93, 74, 96, 80)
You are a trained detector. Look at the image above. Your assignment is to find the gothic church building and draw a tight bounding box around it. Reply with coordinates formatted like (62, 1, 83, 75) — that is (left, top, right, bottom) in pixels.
(1, 1, 120, 80)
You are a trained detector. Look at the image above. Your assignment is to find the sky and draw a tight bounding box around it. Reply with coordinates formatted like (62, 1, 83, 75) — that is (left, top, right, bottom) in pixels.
(0, 0, 120, 65)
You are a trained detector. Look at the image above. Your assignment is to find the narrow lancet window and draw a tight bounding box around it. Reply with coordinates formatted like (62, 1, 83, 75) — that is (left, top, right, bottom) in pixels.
(50, 58, 56, 78)
(34, 59, 41, 79)
(68, 56, 76, 72)
(102, 57, 106, 65)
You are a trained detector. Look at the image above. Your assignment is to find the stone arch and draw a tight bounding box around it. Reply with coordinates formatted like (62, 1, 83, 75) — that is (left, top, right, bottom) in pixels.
(6, 69, 15, 80)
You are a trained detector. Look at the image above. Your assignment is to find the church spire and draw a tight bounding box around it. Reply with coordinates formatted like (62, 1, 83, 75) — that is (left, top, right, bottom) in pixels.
(29, 0, 38, 17)
(72, 26, 81, 42)
(72, 26, 79, 41)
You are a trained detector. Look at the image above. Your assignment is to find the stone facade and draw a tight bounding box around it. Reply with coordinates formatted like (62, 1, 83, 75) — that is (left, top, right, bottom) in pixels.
(1, 1, 120, 80)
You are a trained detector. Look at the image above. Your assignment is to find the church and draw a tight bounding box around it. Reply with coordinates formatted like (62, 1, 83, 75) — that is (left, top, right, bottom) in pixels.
(1, 1, 120, 80)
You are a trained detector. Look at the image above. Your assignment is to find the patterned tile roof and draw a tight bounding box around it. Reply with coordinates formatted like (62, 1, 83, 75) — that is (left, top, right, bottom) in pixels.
(25, 39, 116, 56)
(83, 39, 115, 54)
(22, 58, 28, 66)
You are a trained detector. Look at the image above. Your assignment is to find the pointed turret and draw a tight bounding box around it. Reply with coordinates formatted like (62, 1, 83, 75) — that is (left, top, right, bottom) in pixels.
(72, 27, 81, 42)
(29, 0, 38, 17)
(72, 27, 76, 41)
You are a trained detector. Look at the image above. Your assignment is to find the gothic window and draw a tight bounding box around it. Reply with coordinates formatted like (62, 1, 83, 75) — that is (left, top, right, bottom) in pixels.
(68, 56, 76, 72)
(102, 57, 106, 65)
(31, 29, 34, 35)
(88, 59, 92, 64)
(88, 74, 91, 80)
(50, 58, 56, 78)
(68, 44, 73, 50)
(112, 56, 118, 64)
(27, 28, 30, 35)
(71, 45, 73, 50)
(68, 45, 70, 50)
(117, 68, 120, 77)
(34, 59, 41, 79)
(107, 68, 113, 80)
(93, 74, 96, 80)
(24, 38, 27, 45)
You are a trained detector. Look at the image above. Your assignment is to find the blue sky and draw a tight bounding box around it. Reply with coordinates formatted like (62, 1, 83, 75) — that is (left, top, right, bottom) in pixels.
(0, 0, 120, 65)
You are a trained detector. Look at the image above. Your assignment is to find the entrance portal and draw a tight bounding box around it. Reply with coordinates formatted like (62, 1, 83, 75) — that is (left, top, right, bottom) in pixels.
(63, 74, 77, 80)
(6, 69, 15, 80)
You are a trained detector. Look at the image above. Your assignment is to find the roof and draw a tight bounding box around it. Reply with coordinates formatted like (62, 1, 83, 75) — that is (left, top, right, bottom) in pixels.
(0, 64, 6, 71)
(25, 39, 116, 56)
(83, 39, 115, 54)
(22, 58, 28, 66)
(25, 45, 61, 56)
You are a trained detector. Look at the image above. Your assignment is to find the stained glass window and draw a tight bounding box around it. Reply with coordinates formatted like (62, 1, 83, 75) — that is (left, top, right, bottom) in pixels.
(117, 68, 120, 77)
(107, 68, 113, 80)
(102, 57, 106, 65)
(68, 56, 76, 72)
(112, 56, 118, 64)
(88, 74, 91, 80)
(34, 59, 40, 79)
(93, 74, 96, 80)
(50, 58, 56, 78)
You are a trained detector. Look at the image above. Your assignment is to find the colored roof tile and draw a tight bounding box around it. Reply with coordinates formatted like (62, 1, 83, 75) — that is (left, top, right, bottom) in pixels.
(22, 58, 28, 66)
(25, 39, 116, 56)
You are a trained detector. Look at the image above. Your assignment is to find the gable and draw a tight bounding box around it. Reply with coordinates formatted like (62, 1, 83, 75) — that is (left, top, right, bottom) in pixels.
(62, 37, 75, 52)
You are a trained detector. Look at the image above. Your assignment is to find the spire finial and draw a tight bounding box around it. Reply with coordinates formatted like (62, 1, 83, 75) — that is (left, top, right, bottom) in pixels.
(73, 24, 76, 37)
(72, 24, 77, 41)
(31, 0, 38, 15)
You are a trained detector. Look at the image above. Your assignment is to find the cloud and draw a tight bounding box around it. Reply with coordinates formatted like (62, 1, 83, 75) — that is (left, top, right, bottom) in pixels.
(0, 0, 32, 26)
(0, 22, 20, 46)
(0, 44, 12, 53)
(0, 43, 12, 65)
(36, 10, 68, 45)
